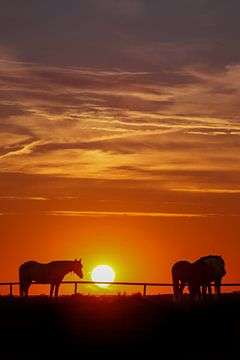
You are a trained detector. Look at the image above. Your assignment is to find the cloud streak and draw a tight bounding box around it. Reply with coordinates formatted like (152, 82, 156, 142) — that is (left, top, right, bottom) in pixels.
(0, 139, 45, 159)
(48, 210, 212, 218)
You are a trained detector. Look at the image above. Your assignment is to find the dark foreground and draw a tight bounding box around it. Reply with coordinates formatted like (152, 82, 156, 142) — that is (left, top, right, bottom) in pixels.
(1, 293, 240, 359)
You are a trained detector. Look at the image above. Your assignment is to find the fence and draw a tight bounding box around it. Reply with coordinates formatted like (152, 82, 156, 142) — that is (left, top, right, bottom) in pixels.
(1, 281, 240, 297)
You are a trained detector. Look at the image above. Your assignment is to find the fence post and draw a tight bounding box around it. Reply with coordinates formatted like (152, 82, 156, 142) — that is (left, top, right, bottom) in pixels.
(143, 284, 147, 296)
(74, 282, 78, 295)
(10, 283, 13, 297)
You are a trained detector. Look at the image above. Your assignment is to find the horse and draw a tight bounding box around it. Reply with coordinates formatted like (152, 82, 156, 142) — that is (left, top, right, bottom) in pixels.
(19, 259, 83, 298)
(189, 255, 226, 300)
(171, 260, 193, 302)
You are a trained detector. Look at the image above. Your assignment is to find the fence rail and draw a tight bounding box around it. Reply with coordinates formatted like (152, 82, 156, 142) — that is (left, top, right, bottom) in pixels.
(1, 281, 240, 297)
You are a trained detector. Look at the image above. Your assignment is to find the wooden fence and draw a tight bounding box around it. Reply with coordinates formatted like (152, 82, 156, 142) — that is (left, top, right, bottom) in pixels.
(0, 281, 240, 297)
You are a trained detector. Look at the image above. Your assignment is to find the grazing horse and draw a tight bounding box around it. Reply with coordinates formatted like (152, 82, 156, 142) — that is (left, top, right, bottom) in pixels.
(189, 255, 226, 300)
(19, 259, 83, 298)
(171, 260, 192, 302)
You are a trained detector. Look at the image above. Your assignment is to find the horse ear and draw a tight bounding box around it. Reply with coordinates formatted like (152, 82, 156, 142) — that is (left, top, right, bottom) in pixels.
(74, 258, 77, 262)
(79, 258, 81, 263)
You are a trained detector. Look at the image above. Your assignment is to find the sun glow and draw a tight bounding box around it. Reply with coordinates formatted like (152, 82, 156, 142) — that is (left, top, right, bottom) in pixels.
(91, 265, 115, 288)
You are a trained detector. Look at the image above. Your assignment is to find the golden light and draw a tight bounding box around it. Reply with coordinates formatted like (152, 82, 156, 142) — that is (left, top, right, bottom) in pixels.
(91, 265, 115, 288)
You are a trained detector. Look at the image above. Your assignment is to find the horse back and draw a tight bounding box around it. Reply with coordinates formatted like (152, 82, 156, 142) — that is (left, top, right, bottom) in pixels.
(19, 261, 39, 274)
(19, 261, 63, 283)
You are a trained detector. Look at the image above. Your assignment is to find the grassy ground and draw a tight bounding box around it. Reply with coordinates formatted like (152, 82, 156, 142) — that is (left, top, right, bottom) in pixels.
(0, 293, 239, 359)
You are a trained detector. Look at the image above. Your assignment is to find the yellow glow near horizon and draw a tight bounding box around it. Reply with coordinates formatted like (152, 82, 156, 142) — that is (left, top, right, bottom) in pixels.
(91, 265, 115, 288)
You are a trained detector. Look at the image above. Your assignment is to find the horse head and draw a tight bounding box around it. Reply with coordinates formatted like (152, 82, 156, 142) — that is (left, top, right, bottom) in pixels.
(73, 258, 83, 279)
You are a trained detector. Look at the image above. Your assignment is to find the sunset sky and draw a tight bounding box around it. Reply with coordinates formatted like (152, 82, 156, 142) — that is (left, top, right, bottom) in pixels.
(1, 1, 240, 294)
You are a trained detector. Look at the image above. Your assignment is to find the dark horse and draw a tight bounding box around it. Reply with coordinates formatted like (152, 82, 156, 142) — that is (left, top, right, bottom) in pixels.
(172, 255, 226, 301)
(189, 255, 226, 300)
(19, 259, 83, 298)
(171, 260, 193, 302)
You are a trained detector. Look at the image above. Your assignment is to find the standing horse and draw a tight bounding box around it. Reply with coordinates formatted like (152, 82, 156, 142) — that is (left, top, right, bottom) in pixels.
(19, 259, 83, 298)
(189, 255, 226, 300)
(171, 260, 192, 302)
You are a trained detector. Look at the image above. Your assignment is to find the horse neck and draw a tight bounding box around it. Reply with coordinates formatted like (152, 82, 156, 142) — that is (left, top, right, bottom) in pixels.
(59, 261, 75, 275)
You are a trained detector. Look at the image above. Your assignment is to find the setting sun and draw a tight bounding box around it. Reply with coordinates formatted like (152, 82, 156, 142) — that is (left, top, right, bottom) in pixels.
(91, 265, 115, 288)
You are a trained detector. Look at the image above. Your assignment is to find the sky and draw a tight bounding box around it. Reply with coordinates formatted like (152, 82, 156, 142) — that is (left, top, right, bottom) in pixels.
(0, 1, 240, 294)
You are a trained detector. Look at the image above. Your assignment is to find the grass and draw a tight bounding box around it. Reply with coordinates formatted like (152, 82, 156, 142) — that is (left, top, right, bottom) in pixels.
(1, 293, 239, 359)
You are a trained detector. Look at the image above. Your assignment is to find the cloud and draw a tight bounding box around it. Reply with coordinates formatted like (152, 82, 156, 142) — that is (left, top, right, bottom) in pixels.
(0, 2, 240, 221)
(0, 196, 47, 200)
(0, 139, 45, 159)
(172, 188, 240, 194)
(47, 210, 212, 218)
(0, 58, 240, 192)
(2, 1, 240, 69)
(0, 171, 239, 218)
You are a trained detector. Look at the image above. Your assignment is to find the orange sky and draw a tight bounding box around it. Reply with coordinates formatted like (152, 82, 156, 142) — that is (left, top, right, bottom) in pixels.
(0, 1, 240, 295)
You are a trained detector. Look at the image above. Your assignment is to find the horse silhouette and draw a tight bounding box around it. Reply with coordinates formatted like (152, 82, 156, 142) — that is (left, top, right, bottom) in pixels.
(19, 259, 83, 298)
(189, 255, 226, 300)
(172, 255, 226, 301)
(171, 260, 192, 302)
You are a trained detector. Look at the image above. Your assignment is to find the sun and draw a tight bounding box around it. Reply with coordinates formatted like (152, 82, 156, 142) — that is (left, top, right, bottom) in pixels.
(91, 265, 115, 288)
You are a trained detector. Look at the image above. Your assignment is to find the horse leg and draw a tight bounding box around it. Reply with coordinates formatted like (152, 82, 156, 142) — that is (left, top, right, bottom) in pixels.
(190, 284, 201, 301)
(215, 280, 221, 299)
(54, 283, 60, 298)
(202, 285, 207, 300)
(24, 281, 31, 299)
(19, 273, 27, 298)
(208, 284, 212, 299)
(179, 281, 185, 301)
(19, 282, 24, 298)
(173, 280, 180, 302)
(188, 282, 194, 301)
(193, 285, 201, 301)
(50, 284, 54, 298)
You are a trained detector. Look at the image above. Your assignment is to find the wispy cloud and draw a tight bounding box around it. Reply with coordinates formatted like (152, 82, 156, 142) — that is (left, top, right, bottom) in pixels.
(48, 210, 212, 218)
(172, 187, 240, 194)
(0, 139, 45, 159)
(0, 196, 48, 201)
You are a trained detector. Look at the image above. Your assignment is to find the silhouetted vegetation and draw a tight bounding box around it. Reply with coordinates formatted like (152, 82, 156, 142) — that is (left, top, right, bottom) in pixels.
(1, 293, 239, 359)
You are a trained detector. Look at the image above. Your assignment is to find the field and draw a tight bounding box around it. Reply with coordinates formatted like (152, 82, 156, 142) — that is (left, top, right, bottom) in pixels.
(1, 293, 239, 359)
